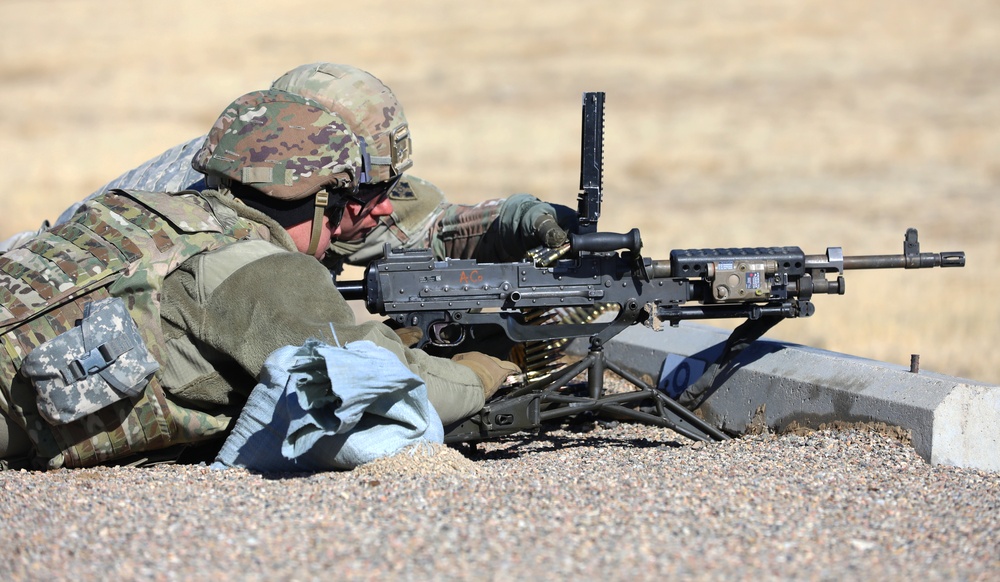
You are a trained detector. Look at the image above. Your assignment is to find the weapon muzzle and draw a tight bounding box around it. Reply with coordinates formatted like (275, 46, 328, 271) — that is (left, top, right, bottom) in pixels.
(939, 252, 966, 268)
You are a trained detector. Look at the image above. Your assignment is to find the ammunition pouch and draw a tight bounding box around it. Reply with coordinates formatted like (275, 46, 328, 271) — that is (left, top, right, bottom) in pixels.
(22, 297, 159, 425)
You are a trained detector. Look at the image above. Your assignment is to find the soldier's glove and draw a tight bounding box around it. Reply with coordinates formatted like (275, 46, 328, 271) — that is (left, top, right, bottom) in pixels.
(392, 326, 424, 348)
(533, 214, 568, 248)
(451, 352, 522, 400)
(495, 194, 571, 261)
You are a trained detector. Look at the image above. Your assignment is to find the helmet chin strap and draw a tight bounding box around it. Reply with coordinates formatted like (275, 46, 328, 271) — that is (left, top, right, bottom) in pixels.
(306, 190, 330, 257)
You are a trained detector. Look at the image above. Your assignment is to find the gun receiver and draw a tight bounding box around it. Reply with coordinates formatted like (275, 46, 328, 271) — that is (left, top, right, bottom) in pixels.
(335, 91, 965, 446)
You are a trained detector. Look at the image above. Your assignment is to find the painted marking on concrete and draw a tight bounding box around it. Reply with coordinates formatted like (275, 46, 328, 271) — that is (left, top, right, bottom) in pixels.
(658, 354, 707, 399)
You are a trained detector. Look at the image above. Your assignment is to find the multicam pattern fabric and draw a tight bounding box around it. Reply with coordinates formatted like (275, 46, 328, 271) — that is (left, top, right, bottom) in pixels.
(428, 198, 506, 261)
(272, 63, 413, 183)
(22, 296, 159, 425)
(0, 189, 271, 468)
(36, 371, 177, 468)
(192, 89, 364, 201)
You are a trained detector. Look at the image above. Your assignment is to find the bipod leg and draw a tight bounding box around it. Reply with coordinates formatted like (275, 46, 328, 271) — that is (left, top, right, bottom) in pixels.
(548, 340, 729, 442)
(587, 344, 605, 400)
(602, 358, 729, 441)
(508, 351, 597, 399)
(677, 315, 784, 410)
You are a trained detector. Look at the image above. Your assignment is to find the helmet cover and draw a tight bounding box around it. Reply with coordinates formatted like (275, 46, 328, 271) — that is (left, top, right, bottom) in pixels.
(271, 63, 413, 183)
(192, 89, 363, 201)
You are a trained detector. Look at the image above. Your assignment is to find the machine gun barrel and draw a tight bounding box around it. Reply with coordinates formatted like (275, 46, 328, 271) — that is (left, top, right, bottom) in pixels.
(802, 228, 965, 273)
(835, 253, 966, 270)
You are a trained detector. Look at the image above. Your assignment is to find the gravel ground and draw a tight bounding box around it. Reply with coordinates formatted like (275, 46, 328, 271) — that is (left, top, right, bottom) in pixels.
(1, 424, 996, 581)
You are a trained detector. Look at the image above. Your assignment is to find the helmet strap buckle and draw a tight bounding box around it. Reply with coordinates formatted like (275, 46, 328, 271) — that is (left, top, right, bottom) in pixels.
(306, 190, 330, 257)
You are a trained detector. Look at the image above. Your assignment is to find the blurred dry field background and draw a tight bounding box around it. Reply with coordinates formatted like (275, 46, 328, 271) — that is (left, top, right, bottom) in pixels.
(1, 0, 997, 383)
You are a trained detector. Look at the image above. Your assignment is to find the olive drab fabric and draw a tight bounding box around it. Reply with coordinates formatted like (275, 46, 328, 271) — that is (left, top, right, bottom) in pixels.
(0, 189, 272, 468)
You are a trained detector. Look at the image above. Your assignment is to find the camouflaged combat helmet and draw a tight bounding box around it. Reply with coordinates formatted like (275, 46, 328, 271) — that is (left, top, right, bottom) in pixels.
(192, 89, 366, 255)
(271, 63, 413, 184)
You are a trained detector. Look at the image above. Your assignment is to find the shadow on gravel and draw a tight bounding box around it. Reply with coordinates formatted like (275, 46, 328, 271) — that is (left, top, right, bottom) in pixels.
(455, 423, 687, 462)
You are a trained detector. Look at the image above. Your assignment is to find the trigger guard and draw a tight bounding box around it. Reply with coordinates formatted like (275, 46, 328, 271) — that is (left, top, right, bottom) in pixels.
(428, 322, 467, 347)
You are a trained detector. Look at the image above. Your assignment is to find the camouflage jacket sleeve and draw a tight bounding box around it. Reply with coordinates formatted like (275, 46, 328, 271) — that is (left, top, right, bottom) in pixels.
(88, 136, 209, 198)
(160, 244, 486, 424)
(428, 193, 577, 262)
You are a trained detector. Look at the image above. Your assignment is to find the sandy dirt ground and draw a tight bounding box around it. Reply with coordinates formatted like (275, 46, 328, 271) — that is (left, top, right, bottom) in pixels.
(0, 0, 997, 383)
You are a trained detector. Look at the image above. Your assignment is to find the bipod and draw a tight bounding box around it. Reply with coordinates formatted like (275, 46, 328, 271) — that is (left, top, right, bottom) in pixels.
(505, 338, 729, 443)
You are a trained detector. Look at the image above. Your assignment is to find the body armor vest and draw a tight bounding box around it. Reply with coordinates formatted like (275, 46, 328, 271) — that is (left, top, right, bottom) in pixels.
(0, 189, 271, 468)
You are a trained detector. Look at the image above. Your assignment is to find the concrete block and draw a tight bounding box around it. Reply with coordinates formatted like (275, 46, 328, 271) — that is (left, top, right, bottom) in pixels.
(588, 323, 999, 471)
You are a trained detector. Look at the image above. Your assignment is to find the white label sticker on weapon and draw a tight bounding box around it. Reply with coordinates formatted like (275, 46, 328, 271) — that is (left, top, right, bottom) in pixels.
(658, 354, 707, 400)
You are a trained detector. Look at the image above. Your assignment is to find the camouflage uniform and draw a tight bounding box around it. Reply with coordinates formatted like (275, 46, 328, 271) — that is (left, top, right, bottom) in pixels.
(0, 188, 273, 468)
(0, 91, 490, 469)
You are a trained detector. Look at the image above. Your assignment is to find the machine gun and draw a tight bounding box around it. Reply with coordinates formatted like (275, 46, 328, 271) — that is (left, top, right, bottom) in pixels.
(338, 92, 965, 444)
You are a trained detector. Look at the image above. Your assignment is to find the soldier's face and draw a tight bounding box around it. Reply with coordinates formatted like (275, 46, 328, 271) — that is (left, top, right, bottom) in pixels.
(285, 195, 393, 259)
(335, 197, 394, 242)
